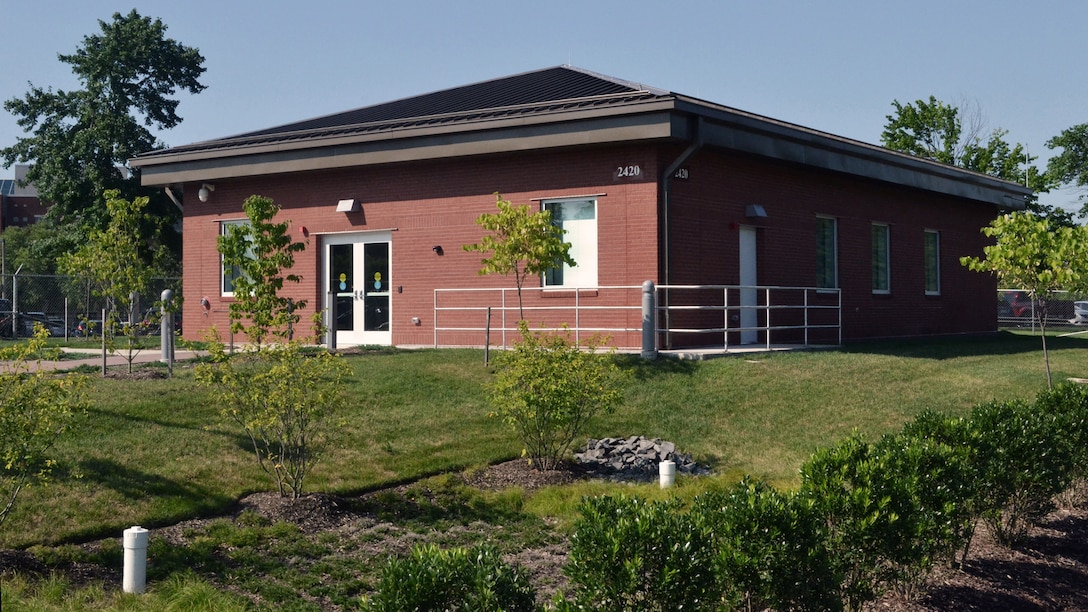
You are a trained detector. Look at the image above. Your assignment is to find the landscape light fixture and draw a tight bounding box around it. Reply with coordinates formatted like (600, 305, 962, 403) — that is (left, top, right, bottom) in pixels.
(197, 183, 215, 202)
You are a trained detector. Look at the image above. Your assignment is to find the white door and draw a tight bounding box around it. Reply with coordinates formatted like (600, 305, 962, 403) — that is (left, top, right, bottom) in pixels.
(739, 226, 758, 344)
(325, 232, 392, 346)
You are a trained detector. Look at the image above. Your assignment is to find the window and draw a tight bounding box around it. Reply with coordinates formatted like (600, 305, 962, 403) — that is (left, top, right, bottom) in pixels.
(220, 219, 250, 296)
(543, 198, 597, 288)
(871, 223, 890, 294)
(924, 229, 940, 295)
(816, 216, 838, 288)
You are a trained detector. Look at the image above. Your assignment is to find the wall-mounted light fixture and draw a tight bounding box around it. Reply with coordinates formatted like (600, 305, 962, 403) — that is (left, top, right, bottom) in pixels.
(432, 245, 444, 256)
(745, 204, 768, 218)
(336, 198, 359, 213)
(197, 183, 215, 202)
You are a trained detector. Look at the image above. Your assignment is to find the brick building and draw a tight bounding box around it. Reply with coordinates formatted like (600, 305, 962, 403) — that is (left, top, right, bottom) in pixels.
(0, 165, 48, 230)
(130, 66, 1031, 349)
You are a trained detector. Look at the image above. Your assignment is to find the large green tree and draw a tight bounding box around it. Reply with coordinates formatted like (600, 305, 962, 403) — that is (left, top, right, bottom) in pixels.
(961, 212, 1088, 388)
(882, 97, 1067, 224)
(1, 10, 206, 271)
(1045, 123, 1088, 219)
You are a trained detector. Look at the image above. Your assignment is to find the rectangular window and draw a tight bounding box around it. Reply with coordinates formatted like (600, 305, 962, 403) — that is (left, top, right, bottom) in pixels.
(924, 229, 940, 295)
(872, 223, 890, 294)
(816, 216, 838, 289)
(543, 198, 598, 288)
(220, 220, 249, 296)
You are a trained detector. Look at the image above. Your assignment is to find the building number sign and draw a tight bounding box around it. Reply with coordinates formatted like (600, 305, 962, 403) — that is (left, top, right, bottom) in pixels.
(613, 164, 690, 180)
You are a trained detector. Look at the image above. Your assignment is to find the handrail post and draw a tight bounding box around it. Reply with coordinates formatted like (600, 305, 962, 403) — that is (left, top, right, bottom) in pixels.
(765, 287, 771, 350)
(641, 281, 657, 359)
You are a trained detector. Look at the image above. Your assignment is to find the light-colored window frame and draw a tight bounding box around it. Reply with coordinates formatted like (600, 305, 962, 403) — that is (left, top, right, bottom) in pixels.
(816, 216, 838, 289)
(924, 229, 941, 296)
(871, 223, 891, 294)
(219, 219, 249, 297)
(542, 197, 598, 289)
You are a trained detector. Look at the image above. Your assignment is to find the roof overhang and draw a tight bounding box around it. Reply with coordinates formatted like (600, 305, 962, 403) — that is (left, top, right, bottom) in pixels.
(132, 94, 1031, 210)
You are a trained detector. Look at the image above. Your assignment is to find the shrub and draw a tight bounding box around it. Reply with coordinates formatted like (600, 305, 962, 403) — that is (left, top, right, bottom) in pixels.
(870, 430, 978, 577)
(799, 434, 935, 610)
(693, 477, 839, 611)
(0, 330, 86, 528)
(195, 342, 350, 498)
(564, 495, 720, 611)
(489, 321, 624, 471)
(1033, 382, 1088, 478)
(967, 398, 1076, 545)
(361, 544, 537, 612)
(898, 410, 981, 565)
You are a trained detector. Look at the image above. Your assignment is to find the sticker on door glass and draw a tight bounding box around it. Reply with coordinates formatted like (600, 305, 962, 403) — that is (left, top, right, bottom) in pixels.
(339, 272, 347, 291)
(373, 272, 382, 291)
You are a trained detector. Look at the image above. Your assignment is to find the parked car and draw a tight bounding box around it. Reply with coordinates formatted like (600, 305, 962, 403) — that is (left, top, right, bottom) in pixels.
(0, 299, 12, 338)
(1071, 301, 1088, 325)
(998, 291, 1033, 318)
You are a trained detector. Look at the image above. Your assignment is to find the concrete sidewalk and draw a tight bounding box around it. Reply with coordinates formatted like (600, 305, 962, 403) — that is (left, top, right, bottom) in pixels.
(4, 347, 200, 373)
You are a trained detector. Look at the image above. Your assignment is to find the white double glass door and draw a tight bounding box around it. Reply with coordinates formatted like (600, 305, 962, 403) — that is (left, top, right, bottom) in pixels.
(324, 232, 391, 346)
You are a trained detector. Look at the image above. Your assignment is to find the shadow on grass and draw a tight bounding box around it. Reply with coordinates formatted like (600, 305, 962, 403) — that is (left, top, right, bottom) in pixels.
(613, 353, 698, 380)
(841, 331, 1088, 360)
(70, 457, 235, 541)
(351, 477, 527, 529)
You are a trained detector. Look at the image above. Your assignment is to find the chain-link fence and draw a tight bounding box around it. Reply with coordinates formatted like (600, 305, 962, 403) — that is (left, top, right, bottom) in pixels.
(0, 274, 181, 339)
(998, 289, 1088, 331)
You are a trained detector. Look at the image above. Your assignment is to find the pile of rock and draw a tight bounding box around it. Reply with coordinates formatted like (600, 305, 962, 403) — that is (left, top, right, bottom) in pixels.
(573, 436, 711, 482)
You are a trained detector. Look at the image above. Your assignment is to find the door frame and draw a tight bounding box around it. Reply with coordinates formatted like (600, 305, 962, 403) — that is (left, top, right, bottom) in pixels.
(739, 225, 758, 344)
(322, 231, 392, 346)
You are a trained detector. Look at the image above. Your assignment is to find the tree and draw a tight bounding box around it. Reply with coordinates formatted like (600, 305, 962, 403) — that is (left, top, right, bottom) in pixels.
(58, 190, 171, 373)
(462, 194, 576, 320)
(0, 330, 86, 528)
(218, 195, 307, 347)
(882, 97, 1067, 224)
(1046, 123, 1088, 218)
(1, 10, 206, 270)
(961, 212, 1088, 388)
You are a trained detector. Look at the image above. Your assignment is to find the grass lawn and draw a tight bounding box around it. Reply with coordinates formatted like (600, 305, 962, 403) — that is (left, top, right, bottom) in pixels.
(1, 330, 1085, 609)
(3, 330, 1084, 550)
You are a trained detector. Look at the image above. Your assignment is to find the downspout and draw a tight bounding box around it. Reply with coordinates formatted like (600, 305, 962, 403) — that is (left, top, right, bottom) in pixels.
(659, 116, 705, 349)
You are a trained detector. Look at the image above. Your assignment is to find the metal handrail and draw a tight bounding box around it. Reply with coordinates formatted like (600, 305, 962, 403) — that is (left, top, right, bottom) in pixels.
(434, 283, 841, 350)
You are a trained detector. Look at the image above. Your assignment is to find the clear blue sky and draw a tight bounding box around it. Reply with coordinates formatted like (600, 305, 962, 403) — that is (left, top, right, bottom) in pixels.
(2, 1, 1085, 211)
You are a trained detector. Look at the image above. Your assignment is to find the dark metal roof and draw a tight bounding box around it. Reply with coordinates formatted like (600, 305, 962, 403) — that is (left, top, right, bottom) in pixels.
(129, 65, 1032, 208)
(150, 66, 670, 157)
(244, 66, 660, 136)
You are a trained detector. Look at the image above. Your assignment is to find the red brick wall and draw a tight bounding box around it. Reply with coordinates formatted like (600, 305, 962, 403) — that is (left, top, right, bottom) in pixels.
(181, 146, 660, 345)
(182, 143, 999, 346)
(667, 149, 998, 341)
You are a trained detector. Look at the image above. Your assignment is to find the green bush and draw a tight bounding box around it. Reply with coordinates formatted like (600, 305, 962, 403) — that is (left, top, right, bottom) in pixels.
(196, 342, 351, 498)
(799, 434, 932, 610)
(564, 495, 719, 611)
(967, 398, 1076, 545)
(693, 478, 839, 611)
(489, 322, 624, 471)
(898, 410, 981, 564)
(1033, 382, 1088, 478)
(0, 331, 86, 528)
(361, 543, 537, 612)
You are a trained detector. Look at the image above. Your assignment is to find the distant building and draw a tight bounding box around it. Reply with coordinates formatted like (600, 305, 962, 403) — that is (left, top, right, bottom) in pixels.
(0, 165, 47, 231)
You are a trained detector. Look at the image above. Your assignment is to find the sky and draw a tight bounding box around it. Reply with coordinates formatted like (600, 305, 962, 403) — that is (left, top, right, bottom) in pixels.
(2, 0, 1085, 211)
